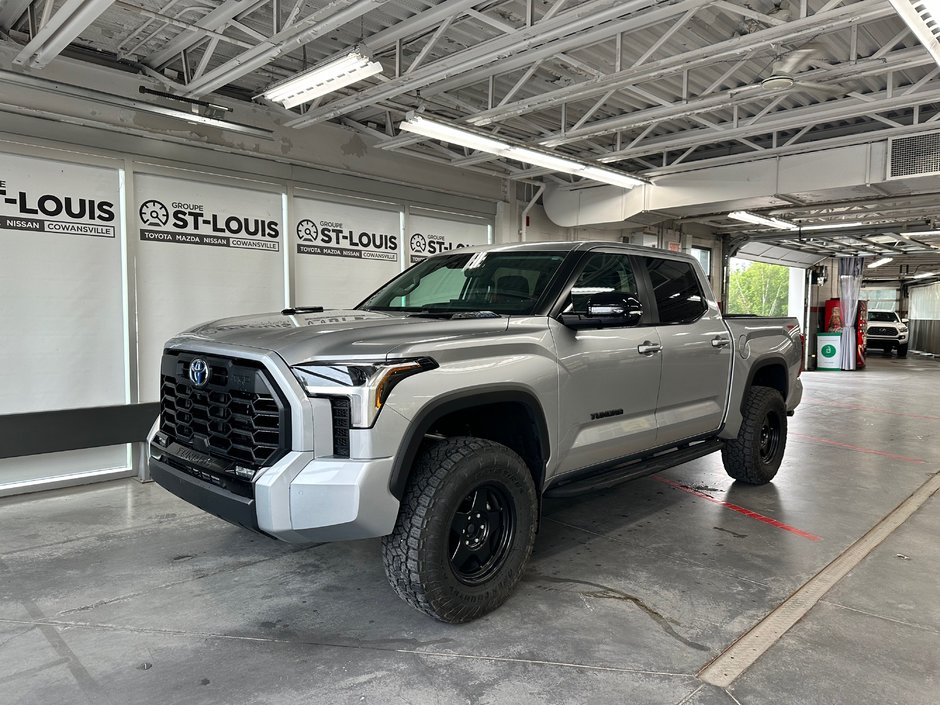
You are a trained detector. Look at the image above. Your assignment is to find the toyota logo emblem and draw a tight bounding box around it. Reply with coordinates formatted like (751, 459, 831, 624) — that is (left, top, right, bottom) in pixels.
(189, 358, 210, 387)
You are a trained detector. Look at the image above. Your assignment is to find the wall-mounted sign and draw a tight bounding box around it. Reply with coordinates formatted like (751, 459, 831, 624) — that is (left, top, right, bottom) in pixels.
(294, 198, 399, 262)
(138, 189, 279, 252)
(293, 193, 402, 309)
(408, 211, 489, 263)
(135, 172, 285, 401)
(0, 151, 124, 415)
(0, 170, 116, 239)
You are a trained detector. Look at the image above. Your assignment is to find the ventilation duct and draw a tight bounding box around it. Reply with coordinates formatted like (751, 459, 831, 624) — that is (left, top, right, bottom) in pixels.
(888, 131, 940, 178)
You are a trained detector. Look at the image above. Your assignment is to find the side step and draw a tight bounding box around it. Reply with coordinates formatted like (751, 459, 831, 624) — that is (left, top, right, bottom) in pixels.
(544, 439, 724, 498)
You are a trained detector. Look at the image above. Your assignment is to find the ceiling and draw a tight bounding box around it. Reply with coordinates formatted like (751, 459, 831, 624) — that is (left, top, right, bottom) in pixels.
(3, 0, 940, 283)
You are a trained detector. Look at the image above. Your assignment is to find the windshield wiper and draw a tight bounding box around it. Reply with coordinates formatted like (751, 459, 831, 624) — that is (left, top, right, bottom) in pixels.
(406, 310, 503, 319)
(406, 310, 457, 319)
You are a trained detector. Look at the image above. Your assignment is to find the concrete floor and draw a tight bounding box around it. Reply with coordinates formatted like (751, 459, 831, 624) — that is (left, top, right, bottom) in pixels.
(1, 354, 938, 705)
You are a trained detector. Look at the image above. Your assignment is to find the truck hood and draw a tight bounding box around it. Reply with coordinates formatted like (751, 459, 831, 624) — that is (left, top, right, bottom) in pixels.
(173, 309, 510, 364)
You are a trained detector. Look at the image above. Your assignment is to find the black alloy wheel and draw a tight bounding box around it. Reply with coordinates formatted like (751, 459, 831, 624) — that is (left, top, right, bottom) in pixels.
(758, 409, 782, 465)
(449, 483, 516, 585)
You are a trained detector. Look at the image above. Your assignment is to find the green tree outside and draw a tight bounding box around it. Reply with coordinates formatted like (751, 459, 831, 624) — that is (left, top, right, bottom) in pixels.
(727, 260, 789, 316)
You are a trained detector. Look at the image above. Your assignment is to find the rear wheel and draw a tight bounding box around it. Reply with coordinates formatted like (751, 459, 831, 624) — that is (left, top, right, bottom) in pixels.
(722, 386, 787, 485)
(381, 437, 538, 623)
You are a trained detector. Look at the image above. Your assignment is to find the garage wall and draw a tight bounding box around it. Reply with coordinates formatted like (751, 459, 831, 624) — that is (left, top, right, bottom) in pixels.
(0, 135, 496, 493)
(0, 148, 131, 490)
(909, 283, 940, 354)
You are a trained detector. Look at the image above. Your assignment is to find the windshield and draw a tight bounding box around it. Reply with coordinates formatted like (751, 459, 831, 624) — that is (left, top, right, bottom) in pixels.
(359, 251, 567, 315)
(868, 311, 899, 322)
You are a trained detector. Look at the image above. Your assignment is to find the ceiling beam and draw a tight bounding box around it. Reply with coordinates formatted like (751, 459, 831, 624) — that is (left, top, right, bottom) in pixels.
(135, 1, 265, 65)
(599, 83, 940, 163)
(182, 0, 392, 97)
(13, 0, 115, 69)
(0, 0, 31, 30)
(286, 0, 705, 128)
(540, 48, 930, 147)
(464, 0, 895, 127)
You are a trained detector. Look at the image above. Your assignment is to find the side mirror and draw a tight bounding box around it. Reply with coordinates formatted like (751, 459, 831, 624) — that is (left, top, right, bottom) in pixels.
(902, 317, 909, 323)
(562, 293, 643, 329)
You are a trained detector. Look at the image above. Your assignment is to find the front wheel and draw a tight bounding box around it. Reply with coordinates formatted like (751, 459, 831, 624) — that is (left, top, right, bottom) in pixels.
(898, 343, 908, 358)
(722, 386, 787, 485)
(381, 437, 538, 623)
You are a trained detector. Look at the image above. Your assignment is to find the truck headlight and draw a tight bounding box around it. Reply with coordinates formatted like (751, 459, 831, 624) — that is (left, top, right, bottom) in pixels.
(291, 357, 437, 427)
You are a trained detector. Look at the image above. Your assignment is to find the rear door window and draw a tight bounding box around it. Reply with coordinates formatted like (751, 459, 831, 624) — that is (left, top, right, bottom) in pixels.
(643, 257, 707, 324)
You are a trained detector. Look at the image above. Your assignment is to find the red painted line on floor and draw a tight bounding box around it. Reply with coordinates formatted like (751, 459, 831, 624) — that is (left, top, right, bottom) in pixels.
(789, 432, 927, 464)
(800, 401, 940, 421)
(653, 476, 822, 542)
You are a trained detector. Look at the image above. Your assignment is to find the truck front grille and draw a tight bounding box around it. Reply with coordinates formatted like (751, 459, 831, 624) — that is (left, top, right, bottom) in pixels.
(868, 326, 896, 337)
(159, 351, 290, 474)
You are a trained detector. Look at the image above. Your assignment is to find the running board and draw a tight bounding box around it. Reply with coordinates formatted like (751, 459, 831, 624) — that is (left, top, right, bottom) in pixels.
(544, 439, 724, 498)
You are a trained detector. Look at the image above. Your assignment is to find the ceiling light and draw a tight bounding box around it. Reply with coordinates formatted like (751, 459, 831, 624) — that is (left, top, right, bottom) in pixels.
(912, 271, 938, 279)
(728, 211, 799, 231)
(579, 166, 645, 189)
(504, 146, 586, 174)
(261, 50, 382, 109)
(399, 114, 645, 189)
(399, 115, 512, 154)
(868, 257, 893, 269)
(799, 222, 865, 231)
(887, 0, 940, 69)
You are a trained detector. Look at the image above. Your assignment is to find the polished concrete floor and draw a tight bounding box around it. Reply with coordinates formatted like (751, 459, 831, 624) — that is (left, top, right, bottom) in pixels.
(1, 355, 938, 705)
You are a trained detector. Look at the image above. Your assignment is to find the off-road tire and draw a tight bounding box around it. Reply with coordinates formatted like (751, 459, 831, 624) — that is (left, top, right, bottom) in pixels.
(381, 437, 538, 623)
(722, 386, 787, 485)
(898, 343, 908, 358)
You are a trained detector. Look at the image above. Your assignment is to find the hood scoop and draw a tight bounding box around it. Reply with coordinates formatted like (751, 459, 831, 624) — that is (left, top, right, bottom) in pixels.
(282, 306, 324, 315)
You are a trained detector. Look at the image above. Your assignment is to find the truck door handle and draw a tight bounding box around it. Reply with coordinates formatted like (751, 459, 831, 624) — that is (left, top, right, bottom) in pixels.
(711, 336, 730, 348)
(637, 341, 663, 355)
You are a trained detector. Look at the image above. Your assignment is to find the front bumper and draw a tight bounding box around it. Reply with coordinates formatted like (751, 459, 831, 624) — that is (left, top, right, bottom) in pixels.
(150, 458, 259, 531)
(150, 448, 400, 543)
(149, 339, 403, 544)
(866, 334, 908, 349)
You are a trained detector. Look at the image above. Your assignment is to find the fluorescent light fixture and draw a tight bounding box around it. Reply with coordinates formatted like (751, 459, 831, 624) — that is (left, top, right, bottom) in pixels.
(579, 166, 645, 189)
(902, 229, 940, 237)
(261, 50, 382, 108)
(799, 222, 865, 231)
(398, 114, 644, 189)
(868, 257, 893, 269)
(399, 115, 512, 154)
(912, 271, 938, 279)
(504, 146, 586, 174)
(887, 0, 940, 69)
(728, 210, 799, 231)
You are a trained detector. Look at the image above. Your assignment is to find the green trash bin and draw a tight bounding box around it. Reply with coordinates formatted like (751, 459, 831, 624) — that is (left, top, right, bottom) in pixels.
(817, 332, 842, 371)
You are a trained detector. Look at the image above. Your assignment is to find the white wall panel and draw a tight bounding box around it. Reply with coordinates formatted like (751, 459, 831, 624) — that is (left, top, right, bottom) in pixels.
(0, 152, 125, 414)
(293, 191, 402, 309)
(134, 171, 285, 401)
(407, 208, 491, 265)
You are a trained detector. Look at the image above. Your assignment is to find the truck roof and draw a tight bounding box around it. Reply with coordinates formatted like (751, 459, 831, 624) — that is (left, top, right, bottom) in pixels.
(433, 240, 699, 262)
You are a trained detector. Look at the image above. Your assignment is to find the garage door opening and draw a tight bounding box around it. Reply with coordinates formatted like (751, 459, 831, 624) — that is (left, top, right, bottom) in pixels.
(726, 258, 805, 321)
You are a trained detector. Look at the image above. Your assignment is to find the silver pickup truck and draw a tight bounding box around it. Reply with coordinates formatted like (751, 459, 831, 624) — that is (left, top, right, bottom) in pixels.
(149, 241, 803, 622)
